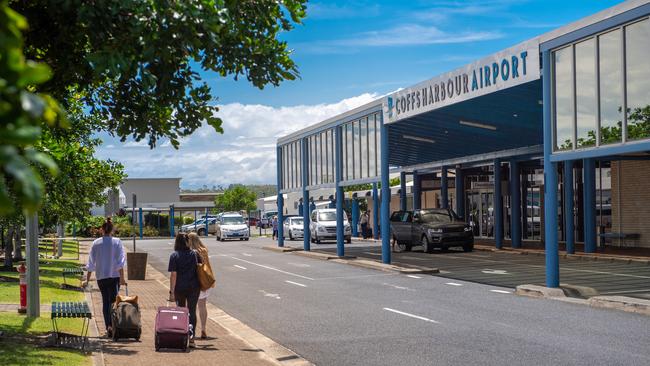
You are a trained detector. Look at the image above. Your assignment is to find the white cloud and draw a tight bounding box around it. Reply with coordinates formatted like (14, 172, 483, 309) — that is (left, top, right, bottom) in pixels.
(95, 93, 379, 188)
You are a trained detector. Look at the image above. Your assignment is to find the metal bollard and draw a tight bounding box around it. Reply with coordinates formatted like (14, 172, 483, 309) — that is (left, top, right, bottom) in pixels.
(17, 263, 26, 314)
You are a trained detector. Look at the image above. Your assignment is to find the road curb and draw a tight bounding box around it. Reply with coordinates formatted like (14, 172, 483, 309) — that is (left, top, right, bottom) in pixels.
(146, 263, 313, 366)
(515, 284, 650, 316)
(475, 245, 650, 265)
(292, 251, 438, 274)
(263, 245, 303, 253)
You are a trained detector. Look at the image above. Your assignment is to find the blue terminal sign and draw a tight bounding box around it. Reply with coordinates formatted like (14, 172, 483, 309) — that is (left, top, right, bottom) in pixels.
(385, 39, 540, 123)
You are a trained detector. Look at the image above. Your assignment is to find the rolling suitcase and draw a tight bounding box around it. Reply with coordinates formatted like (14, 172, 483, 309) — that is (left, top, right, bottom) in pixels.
(154, 305, 190, 352)
(112, 284, 142, 341)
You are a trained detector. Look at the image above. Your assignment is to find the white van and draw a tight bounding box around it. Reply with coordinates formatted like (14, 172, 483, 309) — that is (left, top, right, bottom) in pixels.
(309, 208, 352, 244)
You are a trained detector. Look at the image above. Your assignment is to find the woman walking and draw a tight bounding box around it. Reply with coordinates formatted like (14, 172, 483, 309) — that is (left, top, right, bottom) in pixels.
(187, 233, 215, 339)
(83, 217, 126, 337)
(168, 233, 202, 348)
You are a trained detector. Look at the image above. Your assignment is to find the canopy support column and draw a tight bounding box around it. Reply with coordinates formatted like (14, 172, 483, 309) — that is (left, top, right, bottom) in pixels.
(302, 138, 311, 251)
(510, 160, 521, 248)
(276, 146, 284, 247)
(335, 126, 345, 256)
(399, 172, 407, 212)
(564, 161, 575, 254)
(455, 167, 464, 219)
(441, 167, 449, 209)
(583, 158, 597, 253)
(372, 183, 379, 240)
(380, 115, 391, 264)
(413, 172, 421, 210)
(494, 159, 503, 249)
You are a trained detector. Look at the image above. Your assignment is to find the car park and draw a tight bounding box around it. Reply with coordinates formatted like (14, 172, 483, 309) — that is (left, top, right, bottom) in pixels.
(309, 208, 352, 244)
(283, 216, 304, 240)
(216, 212, 250, 241)
(390, 208, 473, 253)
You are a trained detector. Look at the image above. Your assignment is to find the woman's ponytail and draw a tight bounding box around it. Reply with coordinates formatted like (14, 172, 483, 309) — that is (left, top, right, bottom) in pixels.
(101, 217, 114, 235)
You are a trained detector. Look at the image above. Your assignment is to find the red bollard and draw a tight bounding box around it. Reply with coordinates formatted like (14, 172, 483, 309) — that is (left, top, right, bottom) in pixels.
(17, 263, 26, 314)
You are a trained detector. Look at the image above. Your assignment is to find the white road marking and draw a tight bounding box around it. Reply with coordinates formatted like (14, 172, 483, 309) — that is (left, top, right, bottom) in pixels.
(383, 308, 439, 324)
(445, 282, 463, 286)
(382, 283, 414, 291)
(490, 289, 512, 294)
(400, 256, 428, 261)
(406, 275, 422, 279)
(242, 253, 252, 257)
(439, 270, 452, 274)
(227, 256, 315, 281)
(288, 262, 311, 268)
(234, 265, 247, 270)
(258, 290, 281, 300)
(482, 269, 509, 275)
(285, 280, 307, 287)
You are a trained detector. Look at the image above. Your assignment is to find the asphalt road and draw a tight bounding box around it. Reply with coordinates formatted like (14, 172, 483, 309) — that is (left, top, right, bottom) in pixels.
(139, 237, 650, 366)
(314, 242, 650, 299)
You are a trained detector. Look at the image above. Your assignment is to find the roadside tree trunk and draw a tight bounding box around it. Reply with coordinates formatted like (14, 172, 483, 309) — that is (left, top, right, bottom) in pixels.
(57, 222, 64, 257)
(12, 226, 23, 261)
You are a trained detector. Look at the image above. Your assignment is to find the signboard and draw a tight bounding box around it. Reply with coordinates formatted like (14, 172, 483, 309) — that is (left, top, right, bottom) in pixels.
(384, 39, 540, 124)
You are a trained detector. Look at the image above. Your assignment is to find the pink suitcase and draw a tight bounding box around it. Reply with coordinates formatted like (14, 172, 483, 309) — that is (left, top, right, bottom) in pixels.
(154, 306, 190, 352)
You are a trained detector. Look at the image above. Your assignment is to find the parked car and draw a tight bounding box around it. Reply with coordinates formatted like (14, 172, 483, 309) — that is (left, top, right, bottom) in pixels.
(216, 212, 250, 241)
(258, 210, 278, 228)
(309, 208, 352, 244)
(283, 216, 304, 240)
(390, 208, 474, 253)
(180, 217, 218, 236)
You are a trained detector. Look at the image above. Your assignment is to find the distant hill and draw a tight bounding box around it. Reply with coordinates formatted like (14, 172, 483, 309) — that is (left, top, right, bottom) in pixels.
(181, 184, 276, 199)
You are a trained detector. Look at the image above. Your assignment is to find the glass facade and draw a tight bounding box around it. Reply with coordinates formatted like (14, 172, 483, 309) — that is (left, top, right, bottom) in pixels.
(341, 112, 381, 182)
(553, 17, 650, 151)
(279, 140, 302, 191)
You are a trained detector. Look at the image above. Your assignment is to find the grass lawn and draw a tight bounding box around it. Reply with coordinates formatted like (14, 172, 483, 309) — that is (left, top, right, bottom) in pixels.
(0, 241, 84, 304)
(0, 240, 90, 366)
(0, 312, 90, 366)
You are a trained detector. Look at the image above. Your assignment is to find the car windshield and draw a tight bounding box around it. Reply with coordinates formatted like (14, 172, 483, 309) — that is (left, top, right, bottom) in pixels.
(191, 219, 205, 225)
(291, 218, 304, 225)
(318, 212, 337, 221)
(222, 216, 245, 225)
(420, 210, 452, 223)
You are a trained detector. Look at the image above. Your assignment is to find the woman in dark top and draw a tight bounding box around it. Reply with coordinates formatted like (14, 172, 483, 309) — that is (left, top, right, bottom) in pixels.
(168, 233, 201, 348)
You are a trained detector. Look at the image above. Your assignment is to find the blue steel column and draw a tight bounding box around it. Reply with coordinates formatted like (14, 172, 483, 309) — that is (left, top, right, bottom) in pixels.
(138, 207, 143, 239)
(455, 167, 464, 219)
(441, 167, 449, 209)
(564, 161, 575, 254)
(510, 160, 521, 248)
(583, 158, 597, 253)
(399, 171, 407, 211)
(372, 183, 379, 240)
(204, 208, 209, 237)
(301, 138, 311, 251)
(543, 50, 560, 288)
(413, 172, 421, 210)
(352, 199, 360, 237)
(170, 205, 175, 238)
(276, 146, 285, 247)
(494, 159, 503, 249)
(298, 201, 303, 216)
(335, 126, 345, 256)
(379, 115, 391, 264)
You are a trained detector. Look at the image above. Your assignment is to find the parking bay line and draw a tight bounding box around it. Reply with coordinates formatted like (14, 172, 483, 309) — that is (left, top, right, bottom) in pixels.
(407, 275, 422, 279)
(227, 256, 315, 281)
(285, 280, 307, 287)
(234, 265, 247, 270)
(445, 282, 463, 286)
(489, 289, 512, 294)
(383, 308, 439, 324)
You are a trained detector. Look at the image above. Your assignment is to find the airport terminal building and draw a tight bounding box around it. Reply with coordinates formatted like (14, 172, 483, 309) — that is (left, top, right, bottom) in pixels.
(275, 0, 650, 288)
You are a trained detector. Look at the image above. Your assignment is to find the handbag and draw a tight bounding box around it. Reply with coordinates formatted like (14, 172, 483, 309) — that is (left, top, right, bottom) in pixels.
(195, 250, 215, 291)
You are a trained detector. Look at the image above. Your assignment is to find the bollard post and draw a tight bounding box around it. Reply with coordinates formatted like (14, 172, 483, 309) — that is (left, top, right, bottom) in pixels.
(17, 263, 26, 314)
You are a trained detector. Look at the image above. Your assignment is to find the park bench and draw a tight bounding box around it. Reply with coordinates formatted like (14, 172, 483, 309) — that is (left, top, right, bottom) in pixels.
(51, 301, 92, 350)
(599, 232, 640, 248)
(62, 267, 84, 288)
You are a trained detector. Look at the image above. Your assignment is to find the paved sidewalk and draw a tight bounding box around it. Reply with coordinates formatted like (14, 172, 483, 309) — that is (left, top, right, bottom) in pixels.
(82, 246, 283, 366)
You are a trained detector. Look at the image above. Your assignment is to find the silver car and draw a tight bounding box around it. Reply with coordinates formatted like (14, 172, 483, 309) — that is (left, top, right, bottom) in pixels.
(283, 217, 304, 240)
(309, 208, 352, 244)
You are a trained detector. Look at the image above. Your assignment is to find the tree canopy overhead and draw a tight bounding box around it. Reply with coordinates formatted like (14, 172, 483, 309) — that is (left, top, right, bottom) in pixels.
(14, 0, 307, 148)
(1, 0, 307, 216)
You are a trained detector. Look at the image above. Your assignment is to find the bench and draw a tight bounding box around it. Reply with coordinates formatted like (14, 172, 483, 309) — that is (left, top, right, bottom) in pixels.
(599, 232, 640, 248)
(51, 301, 92, 350)
(62, 267, 84, 288)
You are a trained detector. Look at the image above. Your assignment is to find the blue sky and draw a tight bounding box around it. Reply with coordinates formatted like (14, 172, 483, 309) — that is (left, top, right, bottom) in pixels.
(96, 0, 623, 188)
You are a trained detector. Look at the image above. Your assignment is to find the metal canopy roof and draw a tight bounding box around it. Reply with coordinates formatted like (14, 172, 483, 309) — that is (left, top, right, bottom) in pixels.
(388, 79, 542, 169)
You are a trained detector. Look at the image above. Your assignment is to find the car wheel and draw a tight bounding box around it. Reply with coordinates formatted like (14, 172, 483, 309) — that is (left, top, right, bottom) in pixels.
(421, 236, 432, 253)
(244, 238, 249, 241)
(198, 229, 205, 236)
(346, 237, 351, 244)
(393, 236, 406, 252)
(315, 235, 321, 244)
(405, 244, 413, 252)
(463, 244, 473, 252)
(289, 232, 293, 241)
